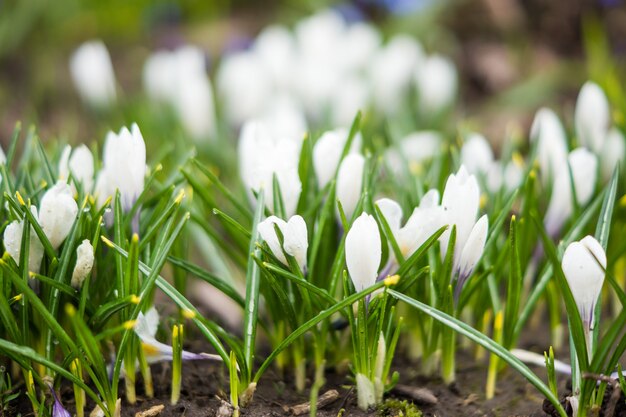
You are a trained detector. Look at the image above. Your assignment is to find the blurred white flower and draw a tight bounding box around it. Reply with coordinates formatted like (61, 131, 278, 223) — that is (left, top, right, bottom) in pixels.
(345, 213, 381, 292)
(238, 120, 302, 217)
(330, 75, 370, 127)
(59, 144, 94, 192)
(370, 35, 423, 114)
(336, 153, 365, 220)
(313, 128, 362, 188)
(135, 308, 221, 364)
(217, 52, 272, 126)
(530, 107, 569, 183)
(600, 127, 625, 180)
(39, 182, 78, 250)
(143, 46, 216, 140)
(69, 40, 117, 108)
(414, 54, 457, 116)
(544, 148, 597, 236)
(96, 124, 146, 211)
(258, 215, 308, 271)
(257, 94, 307, 142)
(253, 25, 296, 90)
(460, 133, 494, 176)
(385, 131, 443, 176)
(562, 235, 606, 329)
(71, 239, 94, 289)
(575, 81, 610, 153)
(339, 22, 381, 73)
(4, 206, 44, 273)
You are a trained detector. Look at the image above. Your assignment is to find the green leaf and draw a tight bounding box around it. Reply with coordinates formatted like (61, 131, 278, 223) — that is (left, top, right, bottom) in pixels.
(388, 289, 567, 417)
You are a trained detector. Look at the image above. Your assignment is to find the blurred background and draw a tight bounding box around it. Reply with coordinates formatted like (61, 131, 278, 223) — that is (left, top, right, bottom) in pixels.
(0, 0, 624, 148)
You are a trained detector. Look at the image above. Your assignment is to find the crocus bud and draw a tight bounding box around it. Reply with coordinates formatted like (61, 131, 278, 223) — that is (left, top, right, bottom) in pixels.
(4, 206, 44, 273)
(313, 128, 362, 188)
(562, 236, 606, 328)
(39, 182, 78, 250)
(258, 215, 308, 271)
(575, 81, 610, 153)
(345, 213, 381, 292)
(336, 154, 365, 220)
(49, 384, 71, 417)
(530, 108, 568, 184)
(96, 124, 146, 211)
(544, 148, 597, 236)
(440, 166, 480, 265)
(71, 240, 94, 289)
(238, 120, 302, 217)
(414, 54, 457, 116)
(455, 214, 489, 299)
(460, 133, 494, 176)
(59, 144, 94, 192)
(69, 40, 117, 108)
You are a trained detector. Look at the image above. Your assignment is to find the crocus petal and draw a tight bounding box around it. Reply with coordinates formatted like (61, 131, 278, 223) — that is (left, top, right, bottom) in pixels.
(561, 235, 606, 325)
(49, 386, 71, 417)
(39, 182, 79, 249)
(336, 153, 365, 220)
(71, 240, 95, 289)
(456, 214, 489, 297)
(575, 81, 610, 153)
(3, 207, 44, 273)
(282, 215, 308, 270)
(601, 127, 625, 181)
(375, 198, 403, 234)
(345, 213, 381, 292)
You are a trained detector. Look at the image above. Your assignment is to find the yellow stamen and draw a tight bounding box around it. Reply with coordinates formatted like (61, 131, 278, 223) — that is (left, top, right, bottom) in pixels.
(384, 275, 400, 286)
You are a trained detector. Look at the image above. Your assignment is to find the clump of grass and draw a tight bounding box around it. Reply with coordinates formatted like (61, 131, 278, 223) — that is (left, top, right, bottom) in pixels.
(377, 398, 423, 417)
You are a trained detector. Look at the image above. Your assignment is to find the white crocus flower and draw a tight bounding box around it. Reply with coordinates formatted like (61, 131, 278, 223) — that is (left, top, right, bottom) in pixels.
(135, 308, 221, 364)
(345, 213, 381, 292)
(258, 215, 308, 271)
(330, 75, 370, 127)
(69, 40, 117, 108)
(313, 128, 362, 188)
(460, 133, 494, 176)
(71, 240, 94, 289)
(562, 236, 606, 343)
(336, 153, 365, 221)
(376, 190, 444, 264)
(575, 81, 610, 153)
(544, 148, 597, 236)
(439, 166, 480, 265)
(253, 25, 296, 90)
(39, 182, 78, 250)
(257, 94, 307, 142)
(59, 144, 95, 192)
(238, 120, 302, 217)
(385, 131, 442, 177)
(4, 206, 44, 273)
(96, 124, 146, 212)
(414, 54, 457, 117)
(530, 108, 569, 184)
(439, 166, 488, 298)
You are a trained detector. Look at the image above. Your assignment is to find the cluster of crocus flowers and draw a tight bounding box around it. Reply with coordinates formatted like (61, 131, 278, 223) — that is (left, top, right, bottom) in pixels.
(143, 46, 217, 141)
(216, 9, 457, 128)
(69, 40, 117, 109)
(530, 105, 599, 237)
(4, 182, 78, 273)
